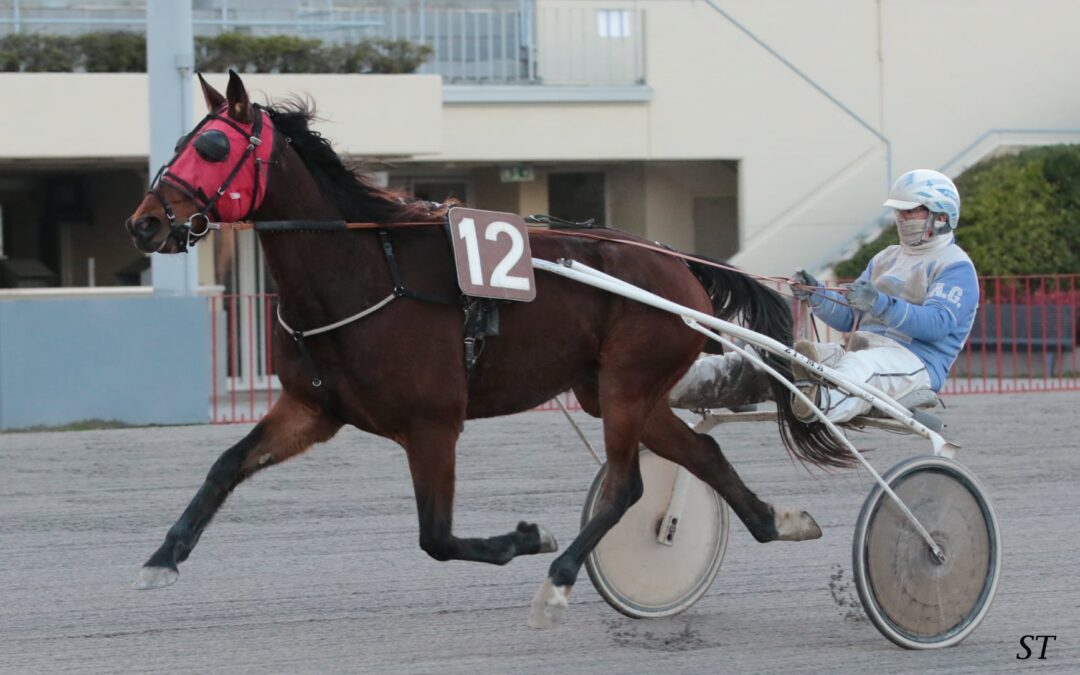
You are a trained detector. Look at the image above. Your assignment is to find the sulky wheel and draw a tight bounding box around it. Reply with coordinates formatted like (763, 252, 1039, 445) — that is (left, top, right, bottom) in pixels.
(582, 448, 729, 619)
(852, 455, 1001, 649)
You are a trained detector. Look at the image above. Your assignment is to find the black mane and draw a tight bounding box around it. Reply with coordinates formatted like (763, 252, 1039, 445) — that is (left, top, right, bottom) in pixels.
(264, 101, 444, 223)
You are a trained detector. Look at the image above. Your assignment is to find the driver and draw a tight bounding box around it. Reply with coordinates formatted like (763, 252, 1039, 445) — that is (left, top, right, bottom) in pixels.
(669, 169, 979, 424)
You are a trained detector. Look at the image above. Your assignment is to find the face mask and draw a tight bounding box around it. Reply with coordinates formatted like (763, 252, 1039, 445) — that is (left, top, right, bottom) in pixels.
(895, 213, 933, 247)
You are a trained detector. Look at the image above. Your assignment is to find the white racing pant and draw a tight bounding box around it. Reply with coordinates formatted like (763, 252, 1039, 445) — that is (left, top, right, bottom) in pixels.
(804, 332, 932, 424)
(668, 350, 772, 410)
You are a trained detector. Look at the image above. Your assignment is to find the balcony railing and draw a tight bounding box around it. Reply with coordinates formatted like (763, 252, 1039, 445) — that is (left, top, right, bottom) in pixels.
(0, 0, 646, 86)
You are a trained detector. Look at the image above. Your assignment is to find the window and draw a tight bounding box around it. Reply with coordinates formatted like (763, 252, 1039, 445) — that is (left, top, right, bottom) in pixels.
(597, 9, 632, 38)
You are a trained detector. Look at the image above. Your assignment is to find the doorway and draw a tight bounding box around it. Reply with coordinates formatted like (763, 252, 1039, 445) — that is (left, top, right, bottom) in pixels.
(548, 172, 605, 225)
(409, 180, 470, 206)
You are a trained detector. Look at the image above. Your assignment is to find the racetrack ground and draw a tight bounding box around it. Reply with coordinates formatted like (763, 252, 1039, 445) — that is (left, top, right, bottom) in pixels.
(1, 391, 1078, 673)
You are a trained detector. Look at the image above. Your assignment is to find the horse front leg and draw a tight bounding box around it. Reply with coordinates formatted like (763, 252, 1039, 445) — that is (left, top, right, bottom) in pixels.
(133, 393, 342, 589)
(529, 399, 646, 629)
(403, 424, 558, 566)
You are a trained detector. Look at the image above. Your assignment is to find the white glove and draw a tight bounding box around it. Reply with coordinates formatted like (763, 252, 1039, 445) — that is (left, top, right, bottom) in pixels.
(789, 268, 820, 301)
(844, 279, 881, 313)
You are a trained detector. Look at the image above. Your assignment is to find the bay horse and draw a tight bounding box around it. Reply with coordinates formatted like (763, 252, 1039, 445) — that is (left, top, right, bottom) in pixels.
(125, 72, 851, 627)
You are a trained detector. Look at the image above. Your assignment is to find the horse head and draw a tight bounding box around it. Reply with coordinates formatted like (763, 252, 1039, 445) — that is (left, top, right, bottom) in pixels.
(125, 71, 277, 254)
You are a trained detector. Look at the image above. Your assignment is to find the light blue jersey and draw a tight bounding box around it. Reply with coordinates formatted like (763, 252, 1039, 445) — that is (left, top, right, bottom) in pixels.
(806, 238, 979, 391)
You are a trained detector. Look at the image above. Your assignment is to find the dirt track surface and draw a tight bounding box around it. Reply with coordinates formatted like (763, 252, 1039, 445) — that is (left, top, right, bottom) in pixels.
(2, 391, 1078, 674)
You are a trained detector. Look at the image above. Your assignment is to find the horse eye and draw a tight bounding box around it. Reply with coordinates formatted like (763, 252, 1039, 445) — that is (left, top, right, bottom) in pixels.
(193, 130, 230, 162)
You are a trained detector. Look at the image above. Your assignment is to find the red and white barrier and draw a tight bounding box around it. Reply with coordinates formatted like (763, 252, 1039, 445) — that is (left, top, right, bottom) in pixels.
(209, 274, 1079, 423)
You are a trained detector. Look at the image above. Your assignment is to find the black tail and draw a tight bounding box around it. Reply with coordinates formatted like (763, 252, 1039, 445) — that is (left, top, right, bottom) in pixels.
(687, 257, 856, 469)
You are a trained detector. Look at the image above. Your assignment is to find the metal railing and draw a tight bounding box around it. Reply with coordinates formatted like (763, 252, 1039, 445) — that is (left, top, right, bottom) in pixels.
(945, 275, 1079, 393)
(211, 293, 278, 424)
(812, 275, 1080, 395)
(208, 274, 1080, 423)
(1, 1, 646, 86)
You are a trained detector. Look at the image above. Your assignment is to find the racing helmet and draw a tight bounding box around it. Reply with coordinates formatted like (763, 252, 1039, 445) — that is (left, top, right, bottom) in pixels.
(882, 169, 960, 234)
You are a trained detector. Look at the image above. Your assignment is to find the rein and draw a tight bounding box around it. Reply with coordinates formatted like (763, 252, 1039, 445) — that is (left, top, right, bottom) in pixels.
(208, 218, 851, 299)
(220, 216, 854, 398)
(208, 220, 440, 231)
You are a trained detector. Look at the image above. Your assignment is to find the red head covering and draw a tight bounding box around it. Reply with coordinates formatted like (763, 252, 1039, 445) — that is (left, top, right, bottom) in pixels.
(159, 105, 276, 222)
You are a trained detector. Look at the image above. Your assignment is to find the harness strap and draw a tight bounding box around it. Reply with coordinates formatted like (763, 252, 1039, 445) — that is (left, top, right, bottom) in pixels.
(378, 229, 461, 305)
(276, 295, 396, 338)
(278, 293, 393, 419)
(287, 330, 339, 418)
(289, 331, 326, 390)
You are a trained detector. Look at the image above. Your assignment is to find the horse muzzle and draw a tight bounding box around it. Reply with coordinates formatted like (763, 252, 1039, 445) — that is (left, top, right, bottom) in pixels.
(127, 214, 170, 253)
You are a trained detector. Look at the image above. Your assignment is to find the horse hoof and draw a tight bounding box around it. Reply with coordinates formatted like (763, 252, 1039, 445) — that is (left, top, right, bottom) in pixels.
(538, 526, 559, 554)
(527, 578, 570, 629)
(133, 566, 178, 590)
(774, 508, 823, 541)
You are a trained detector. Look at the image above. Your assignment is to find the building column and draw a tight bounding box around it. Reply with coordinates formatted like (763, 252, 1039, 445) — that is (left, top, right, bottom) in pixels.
(147, 0, 198, 295)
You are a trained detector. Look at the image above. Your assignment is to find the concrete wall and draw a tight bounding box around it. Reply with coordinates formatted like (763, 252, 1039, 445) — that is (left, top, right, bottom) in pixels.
(697, 0, 1080, 273)
(0, 295, 210, 429)
(470, 167, 521, 214)
(0, 73, 444, 160)
(537, 0, 645, 86)
(642, 161, 737, 253)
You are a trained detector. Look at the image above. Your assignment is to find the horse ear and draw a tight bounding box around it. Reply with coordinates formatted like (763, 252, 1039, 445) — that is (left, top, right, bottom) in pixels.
(225, 69, 253, 124)
(197, 72, 225, 112)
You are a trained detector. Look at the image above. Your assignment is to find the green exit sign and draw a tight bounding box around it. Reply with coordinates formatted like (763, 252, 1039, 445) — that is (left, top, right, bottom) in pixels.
(500, 165, 535, 183)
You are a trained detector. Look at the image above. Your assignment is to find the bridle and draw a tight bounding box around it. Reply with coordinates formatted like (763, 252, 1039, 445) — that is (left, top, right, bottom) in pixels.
(143, 103, 273, 253)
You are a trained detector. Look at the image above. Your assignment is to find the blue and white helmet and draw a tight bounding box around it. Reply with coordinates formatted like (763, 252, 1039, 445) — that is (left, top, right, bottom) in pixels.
(882, 169, 961, 232)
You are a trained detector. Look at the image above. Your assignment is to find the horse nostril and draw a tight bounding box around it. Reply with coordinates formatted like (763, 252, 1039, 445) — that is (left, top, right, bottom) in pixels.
(133, 215, 162, 238)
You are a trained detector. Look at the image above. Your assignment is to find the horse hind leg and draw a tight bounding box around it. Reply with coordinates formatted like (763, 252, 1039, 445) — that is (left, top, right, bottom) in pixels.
(402, 424, 558, 568)
(133, 393, 342, 590)
(642, 406, 821, 543)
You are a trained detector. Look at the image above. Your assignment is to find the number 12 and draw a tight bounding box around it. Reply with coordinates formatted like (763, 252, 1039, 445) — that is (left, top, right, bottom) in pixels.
(457, 217, 531, 290)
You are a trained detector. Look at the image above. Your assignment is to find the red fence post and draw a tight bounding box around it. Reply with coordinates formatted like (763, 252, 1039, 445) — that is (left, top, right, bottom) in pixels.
(211, 294, 218, 424)
(1056, 276, 1065, 386)
(1007, 280, 1017, 392)
(265, 294, 274, 414)
(1071, 275, 1078, 389)
(229, 294, 238, 423)
(993, 278, 1003, 393)
(247, 294, 255, 421)
(978, 277, 987, 393)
